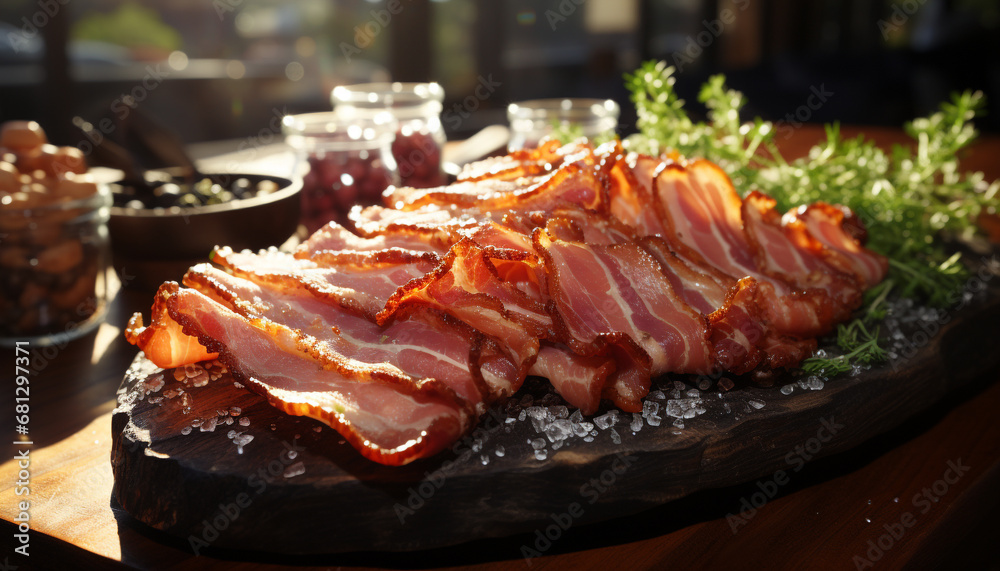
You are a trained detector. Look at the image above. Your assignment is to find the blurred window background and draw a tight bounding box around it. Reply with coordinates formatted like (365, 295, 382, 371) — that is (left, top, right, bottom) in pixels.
(1, 0, 998, 149)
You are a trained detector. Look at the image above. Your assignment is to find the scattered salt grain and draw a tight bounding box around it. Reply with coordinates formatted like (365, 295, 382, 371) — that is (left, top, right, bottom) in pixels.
(780, 384, 795, 395)
(672, 418, 685, 429)
(287, 449, 298, 460)
(227, 430, 237, 439)
(807, 377, 825, 391)
(642, 401, 660, 418)
(593, 412, 616, 430)
(181, 426, 192, 435)
(749, 400, 765, 410)
(224, 417, 234, 425)
(583, 436, 594, 442)
(518, 410, 527, 422)
(685, 389, 700, 398)
(481, 454, 489, 465)
(534, 449, 548, 461)
(239, 417, 250, 427)
(547, 405, 569, 419)
(631, 413, 643, 432)
(544, 419, 573, 443)
(229, 407, 241, 416)
(200, 417, 217, 432)
(647, 415, 662, 427)
(649, 390, 665, 400)
(531, 438, 546, 450)
(569, 409, 584, 423)
(495, 445, 506, 457)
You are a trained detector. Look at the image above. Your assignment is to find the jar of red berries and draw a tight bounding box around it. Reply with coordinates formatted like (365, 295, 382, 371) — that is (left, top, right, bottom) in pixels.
(282, 111, 398, 234)
(332, 82, 447, 189)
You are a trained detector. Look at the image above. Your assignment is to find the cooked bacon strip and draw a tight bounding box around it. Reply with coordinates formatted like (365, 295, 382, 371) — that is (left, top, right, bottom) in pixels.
(534, 230, 713, 411)
(297, 220, 447, 258)
(133, 283, 469, 465)
(789, 202, 889, 288)
(640, 236, 766, 374)
(607, 150, 668, 236)
(184, 264, 497, 410)
(214, 247, 434, 321)
(387, 162, 606, 214)
(528, 344, 615, 415)
(350, 203, 484, 241)
(378, 238, 552, 385)
(742, 191, 863, 318)
(653, 159, 833, 337)
(125, 288, 218, 368)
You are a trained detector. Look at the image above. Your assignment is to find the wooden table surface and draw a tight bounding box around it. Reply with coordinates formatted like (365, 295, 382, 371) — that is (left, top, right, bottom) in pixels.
(2, 127, 999, 570)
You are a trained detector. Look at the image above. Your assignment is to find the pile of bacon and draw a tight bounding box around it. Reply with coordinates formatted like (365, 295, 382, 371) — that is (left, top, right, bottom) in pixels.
(126, 140, 887, 465)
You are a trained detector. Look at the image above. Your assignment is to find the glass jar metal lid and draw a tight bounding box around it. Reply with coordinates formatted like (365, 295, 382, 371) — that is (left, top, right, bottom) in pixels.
(282, 111, 397, 152)
(332, 82, 444, 120)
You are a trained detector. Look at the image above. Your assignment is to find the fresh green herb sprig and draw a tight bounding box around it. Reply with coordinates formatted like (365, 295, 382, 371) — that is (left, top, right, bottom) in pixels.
(800, 319, 887, 377)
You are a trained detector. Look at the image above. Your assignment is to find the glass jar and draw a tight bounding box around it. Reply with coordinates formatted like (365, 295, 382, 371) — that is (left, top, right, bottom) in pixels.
(283, 111, 399, 234)
(0, 181, 112, 346)
(507, 98, 620, 150)
(332, 82, 447, 189)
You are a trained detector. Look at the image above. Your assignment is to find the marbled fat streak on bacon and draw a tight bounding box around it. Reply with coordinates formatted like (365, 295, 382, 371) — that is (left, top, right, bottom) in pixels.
(126, 140, 889, 465)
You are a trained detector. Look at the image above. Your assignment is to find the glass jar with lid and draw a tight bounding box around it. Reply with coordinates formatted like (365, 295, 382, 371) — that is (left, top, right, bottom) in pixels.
(0, 176, 112, 346)
(332, 82, 447, 189)
(283, 111, 399, 234)
(507, 98, 620, 150)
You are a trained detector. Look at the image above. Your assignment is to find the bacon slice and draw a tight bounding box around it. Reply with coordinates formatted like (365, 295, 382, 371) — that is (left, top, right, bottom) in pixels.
(742, 191, 863, 319)
(134, 283, 470, 465)
(183, 264, 496, 410)
(378, 238, 552, 386)
(528, 344, 615, 415)
(653, 159, 833, 337)
(789, 203, 889, 288)
(534, 230, 712, 411)
(214, 246, 433, 321)
(297, 220, 447, 258)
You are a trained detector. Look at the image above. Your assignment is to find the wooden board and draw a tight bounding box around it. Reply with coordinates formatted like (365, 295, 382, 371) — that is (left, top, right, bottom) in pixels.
(110, 285, 1000, 555)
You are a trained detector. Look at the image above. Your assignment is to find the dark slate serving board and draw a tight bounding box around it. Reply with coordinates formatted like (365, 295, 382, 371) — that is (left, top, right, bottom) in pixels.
(110, 280, 1000, 555)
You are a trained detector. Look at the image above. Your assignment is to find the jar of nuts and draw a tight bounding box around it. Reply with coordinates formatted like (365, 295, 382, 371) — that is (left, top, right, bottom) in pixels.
(0, 121, 112, 345)
(332, 82, 447, 189)
(282, 111, 399, 234)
